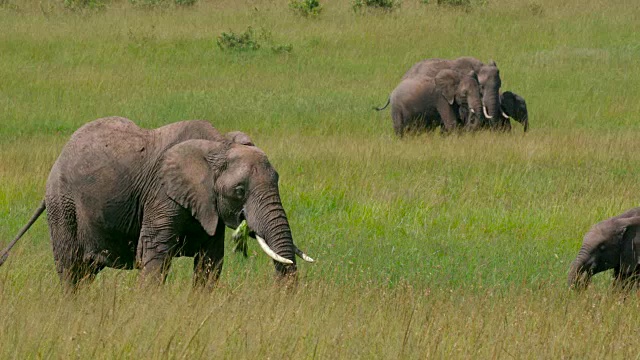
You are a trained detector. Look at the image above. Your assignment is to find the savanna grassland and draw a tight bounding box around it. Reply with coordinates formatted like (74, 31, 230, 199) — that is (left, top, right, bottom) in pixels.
(2, 0, 640, 358)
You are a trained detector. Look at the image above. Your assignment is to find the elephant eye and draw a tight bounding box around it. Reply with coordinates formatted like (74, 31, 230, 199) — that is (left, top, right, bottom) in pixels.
(234, 185, 245, 199)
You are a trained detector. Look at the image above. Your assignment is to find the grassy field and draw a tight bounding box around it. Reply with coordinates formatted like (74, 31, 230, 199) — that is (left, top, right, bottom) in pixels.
(2, 0, 640, 357)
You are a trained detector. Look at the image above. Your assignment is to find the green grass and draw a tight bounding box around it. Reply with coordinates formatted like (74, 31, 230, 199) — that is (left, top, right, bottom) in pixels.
(2, 0, 640, 357)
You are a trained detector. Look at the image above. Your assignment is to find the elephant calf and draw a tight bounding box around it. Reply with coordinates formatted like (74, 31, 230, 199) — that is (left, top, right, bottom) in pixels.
(568, 207, 640, 289)
(0, 117, 313, 291)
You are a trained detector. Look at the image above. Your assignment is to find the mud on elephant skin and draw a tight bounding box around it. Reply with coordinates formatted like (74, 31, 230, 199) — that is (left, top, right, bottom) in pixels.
(568, 207, 640, 290)
(376, 69, 483, 137)
(0, 117, 313, 291)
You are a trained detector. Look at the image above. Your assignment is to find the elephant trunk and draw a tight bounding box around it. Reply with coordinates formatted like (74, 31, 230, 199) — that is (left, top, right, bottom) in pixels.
(482, 90, 501, 120)
(568, 246, 593, 289)
(246, 189, 297, 277)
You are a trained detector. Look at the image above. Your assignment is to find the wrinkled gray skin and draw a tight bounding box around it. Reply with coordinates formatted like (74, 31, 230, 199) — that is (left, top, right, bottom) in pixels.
(2, 117, 301, 290)
(461, 90, 529, 132)
(383, 69, 483, 137)
(568, 207, 640, 289)
(403, 56, 503, 121)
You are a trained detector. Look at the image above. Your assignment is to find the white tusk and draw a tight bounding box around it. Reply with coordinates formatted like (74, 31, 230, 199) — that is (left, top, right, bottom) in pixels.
(470, 108, 475, 114)
(294, 247, 315, 263)
(502, 111, 509, 119)
(255, 235, 293, 264)
(483, 106, 493, 119)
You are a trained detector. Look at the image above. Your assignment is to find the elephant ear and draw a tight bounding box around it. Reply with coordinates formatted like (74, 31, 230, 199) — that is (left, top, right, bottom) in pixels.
(501, 91, 516, 116)
(160, 139, 228, 236)
(618, 216, 640, 273)
(435, 69, 460, 105)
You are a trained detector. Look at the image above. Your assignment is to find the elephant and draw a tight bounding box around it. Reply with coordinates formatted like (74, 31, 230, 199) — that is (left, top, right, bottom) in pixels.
(498, 91, 529, 132)
(375, 69, 483, 137)
(568, 207, 640, 289)
(402, 56, 503, 121)
(225, 130, 255, 146)
(0, 117, 313, 290)
(459, 90, 529, 132)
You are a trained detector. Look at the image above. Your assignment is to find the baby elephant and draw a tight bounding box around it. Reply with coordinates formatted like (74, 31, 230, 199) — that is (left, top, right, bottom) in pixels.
(568, 207, 640, 289)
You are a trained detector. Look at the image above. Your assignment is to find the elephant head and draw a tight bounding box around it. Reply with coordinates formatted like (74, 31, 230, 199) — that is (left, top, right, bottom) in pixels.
(435, 69, 483, 125)
(476, 60, 502, 121)
(568, 212, 640, 289)
(500, 91, 529, 132)
(226, 131, 255, 146)
(160, 139, 311, 277)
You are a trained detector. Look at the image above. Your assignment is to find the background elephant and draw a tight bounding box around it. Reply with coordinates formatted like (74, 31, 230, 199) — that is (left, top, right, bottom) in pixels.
(498, 91, 529, 132)
(377, 69, 483, 137)
(568, 207, 640, 289)
(460, 90, 529, 132)
(0, 117, 312, 290)
(403, 56, 503, 121)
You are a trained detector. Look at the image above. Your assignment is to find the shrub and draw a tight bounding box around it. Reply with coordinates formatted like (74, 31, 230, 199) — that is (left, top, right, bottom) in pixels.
(289, 0, 322, 16)
(63, 0, 107, 11)
(217, 27, 261, 52)
(436, 0, 470, 6)
(128, 0, 197, 8)
(352, 0, 399, 12)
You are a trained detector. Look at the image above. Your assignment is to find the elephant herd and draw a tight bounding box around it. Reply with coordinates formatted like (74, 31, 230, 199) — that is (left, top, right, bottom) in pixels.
(0, 56, 632, 292)
(375, 56, 529, 136)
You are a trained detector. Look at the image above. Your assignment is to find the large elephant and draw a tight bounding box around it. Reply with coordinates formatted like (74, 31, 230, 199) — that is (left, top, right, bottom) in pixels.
(376, 69, 483, 137)
(403, 56, 503, 121)
(0, 117, 313, 290)
(568, 207, 640, 289)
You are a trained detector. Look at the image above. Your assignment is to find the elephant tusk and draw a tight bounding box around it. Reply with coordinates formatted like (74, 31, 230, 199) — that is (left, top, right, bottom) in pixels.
(294, 247, 315, 263)
(502, 111, 509, 119)
(255, 235, 293, 264)
(470, 108, 475, 114)
(483, 106, 493, 119)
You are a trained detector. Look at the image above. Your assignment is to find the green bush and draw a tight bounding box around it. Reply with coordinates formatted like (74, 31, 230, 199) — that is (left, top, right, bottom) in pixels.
(217, 27, 261, 51)
(289, 0, 322, 16)
(63, 0, 107, 11)
(128, 0, 197, 8)
(352, 0, 399, 11)
(436, 0, 470, 6)
(217, 27, 294, 54)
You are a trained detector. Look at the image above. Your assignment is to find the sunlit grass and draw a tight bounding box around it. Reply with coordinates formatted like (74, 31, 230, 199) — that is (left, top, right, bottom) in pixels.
(2, 0, 640, 358)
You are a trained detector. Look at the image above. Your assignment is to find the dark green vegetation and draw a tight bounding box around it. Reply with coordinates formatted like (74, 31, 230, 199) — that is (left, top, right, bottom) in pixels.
(1, 0, 640, 357)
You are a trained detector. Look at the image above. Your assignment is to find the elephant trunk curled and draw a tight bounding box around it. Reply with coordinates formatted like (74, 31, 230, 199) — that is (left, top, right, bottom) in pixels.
(246, 188, 297, 276)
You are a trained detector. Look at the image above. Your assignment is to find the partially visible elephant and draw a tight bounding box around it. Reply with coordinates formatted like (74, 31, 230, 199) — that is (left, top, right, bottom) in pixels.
(403, 56, 503, 121)
(376, 69, 483, 137)
(461, 90, 529, 132)
(496, 91, 529, 132)
(0, 117, 313, 291)
(568, 207, 640, 289)
(226, 130, 255, 146)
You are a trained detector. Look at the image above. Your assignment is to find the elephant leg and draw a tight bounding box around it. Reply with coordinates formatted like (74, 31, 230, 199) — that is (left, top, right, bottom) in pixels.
(193, 224, 225, 289)
(137, 224, 177, 286)
(437, 102, 458, 134)
(47, 201, 99, 292)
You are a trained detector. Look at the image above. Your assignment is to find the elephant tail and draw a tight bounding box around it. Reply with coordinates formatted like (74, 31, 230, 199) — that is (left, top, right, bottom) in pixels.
(373, 97, 390, 111)
(0, 199, 46, 267)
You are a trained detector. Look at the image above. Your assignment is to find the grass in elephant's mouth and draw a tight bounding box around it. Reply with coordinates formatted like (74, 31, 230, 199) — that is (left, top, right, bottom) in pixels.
(2, 0, 640, 357)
